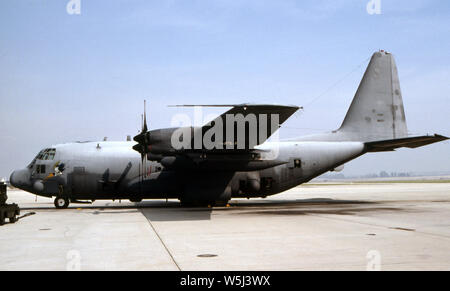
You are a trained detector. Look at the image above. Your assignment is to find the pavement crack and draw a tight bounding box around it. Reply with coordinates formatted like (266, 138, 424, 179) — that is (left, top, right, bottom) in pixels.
(141, 210, 181, 271)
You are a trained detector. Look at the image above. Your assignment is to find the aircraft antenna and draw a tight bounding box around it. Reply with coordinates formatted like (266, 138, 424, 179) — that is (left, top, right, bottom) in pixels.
(304, 56, 371, 108)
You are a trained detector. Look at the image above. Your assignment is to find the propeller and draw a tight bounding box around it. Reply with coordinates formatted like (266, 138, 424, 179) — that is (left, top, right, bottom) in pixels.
(133, 100, 150, 161)
(133, 100, 150, 196)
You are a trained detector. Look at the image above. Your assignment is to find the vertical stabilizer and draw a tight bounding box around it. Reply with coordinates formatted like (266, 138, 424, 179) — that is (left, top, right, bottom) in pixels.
(339, 51, 408, 141)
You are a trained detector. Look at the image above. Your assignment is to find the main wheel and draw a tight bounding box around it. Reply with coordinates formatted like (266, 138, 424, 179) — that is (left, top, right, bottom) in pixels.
(9, 216, 17, 223)
(54, 197, 69, 209)
(0, 214, 4, 226)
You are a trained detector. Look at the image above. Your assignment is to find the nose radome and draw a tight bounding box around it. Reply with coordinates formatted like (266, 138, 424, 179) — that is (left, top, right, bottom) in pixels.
(9, 168, 31, 188)
(9, 171, 17, 187)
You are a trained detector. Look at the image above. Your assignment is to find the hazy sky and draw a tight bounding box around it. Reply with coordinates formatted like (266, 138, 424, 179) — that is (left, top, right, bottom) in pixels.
(1, 0, 449, 178)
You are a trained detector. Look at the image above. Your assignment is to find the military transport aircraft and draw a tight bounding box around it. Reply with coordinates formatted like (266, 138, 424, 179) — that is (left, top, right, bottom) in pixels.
(10, 51, 448, 208)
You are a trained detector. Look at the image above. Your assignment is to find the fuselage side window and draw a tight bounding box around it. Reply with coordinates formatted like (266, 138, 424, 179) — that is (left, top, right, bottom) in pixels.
(36, 165, 46, 174)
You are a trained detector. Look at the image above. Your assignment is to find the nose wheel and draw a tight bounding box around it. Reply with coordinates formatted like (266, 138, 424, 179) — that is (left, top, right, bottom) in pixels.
(54, 197, 69, 209)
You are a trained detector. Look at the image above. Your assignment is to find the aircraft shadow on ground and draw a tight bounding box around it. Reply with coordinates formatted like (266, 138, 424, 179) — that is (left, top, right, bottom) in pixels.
(19, 198, 408, 222)
(214, 198, 406, 217)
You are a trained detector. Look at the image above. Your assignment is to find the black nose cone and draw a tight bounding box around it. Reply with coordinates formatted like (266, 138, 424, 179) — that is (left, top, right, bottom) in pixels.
(10, 169, 30, 188)
(10, 171, 17, 187)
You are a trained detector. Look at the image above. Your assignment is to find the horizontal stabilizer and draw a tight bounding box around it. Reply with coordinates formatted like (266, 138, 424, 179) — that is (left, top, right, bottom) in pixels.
(365, 134, 449, 152)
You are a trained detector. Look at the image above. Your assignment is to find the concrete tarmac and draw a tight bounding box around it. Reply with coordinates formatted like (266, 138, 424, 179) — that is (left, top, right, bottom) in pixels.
(1, 182, 449, 271)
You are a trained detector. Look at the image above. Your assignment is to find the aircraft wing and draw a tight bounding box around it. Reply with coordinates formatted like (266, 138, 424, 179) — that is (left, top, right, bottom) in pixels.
(193, 104, 301, 150)
(174, 103, 300, 125)
(133, 104, 300, 171)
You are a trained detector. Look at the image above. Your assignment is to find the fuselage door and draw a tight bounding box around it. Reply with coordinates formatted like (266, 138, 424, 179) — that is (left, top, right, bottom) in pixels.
(71, 166, 89, 195)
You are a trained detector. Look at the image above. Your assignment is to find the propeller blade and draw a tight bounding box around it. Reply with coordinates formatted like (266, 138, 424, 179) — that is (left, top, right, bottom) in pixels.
(143, 100, 148, 133)
(133, 100, 151, 152)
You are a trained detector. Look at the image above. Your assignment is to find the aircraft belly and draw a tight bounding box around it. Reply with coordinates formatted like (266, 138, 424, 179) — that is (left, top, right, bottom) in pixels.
(126, 170, 180, 198)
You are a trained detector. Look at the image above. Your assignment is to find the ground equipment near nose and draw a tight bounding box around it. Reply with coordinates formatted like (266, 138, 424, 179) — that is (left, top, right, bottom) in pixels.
(0, 182, 20, 225)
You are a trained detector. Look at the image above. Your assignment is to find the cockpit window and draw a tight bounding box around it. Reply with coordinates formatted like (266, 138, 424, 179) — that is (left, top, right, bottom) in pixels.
(36, 150, 44, 160)
(48, 149, 56, 160)
(28, 148, 56, 168)
(39, 148, 56, 160)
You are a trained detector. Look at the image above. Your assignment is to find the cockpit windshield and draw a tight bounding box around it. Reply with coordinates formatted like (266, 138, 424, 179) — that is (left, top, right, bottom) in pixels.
(28, 148, 56, 168)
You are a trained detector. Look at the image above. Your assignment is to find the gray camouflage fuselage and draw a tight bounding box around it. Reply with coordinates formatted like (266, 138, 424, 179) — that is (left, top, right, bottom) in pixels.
(10, 140, 364, 201)
(9, 51, 448, 207)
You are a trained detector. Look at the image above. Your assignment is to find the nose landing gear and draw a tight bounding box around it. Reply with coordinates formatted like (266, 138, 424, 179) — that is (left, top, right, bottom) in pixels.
(54, 197, 69, 209)
(54, 185, 69, 209)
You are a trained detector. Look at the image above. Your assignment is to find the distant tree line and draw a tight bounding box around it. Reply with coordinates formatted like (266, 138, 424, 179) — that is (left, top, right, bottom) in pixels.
(321, 171, 411, 179)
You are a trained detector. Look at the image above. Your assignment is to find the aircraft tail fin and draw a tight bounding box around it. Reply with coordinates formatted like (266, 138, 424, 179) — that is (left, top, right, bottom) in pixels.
(338, 50, 408, 142)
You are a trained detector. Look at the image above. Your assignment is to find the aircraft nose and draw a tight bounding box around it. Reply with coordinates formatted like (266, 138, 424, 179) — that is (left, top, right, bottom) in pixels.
(10, 171, 17, 187)
(10, 169, 30, 188)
